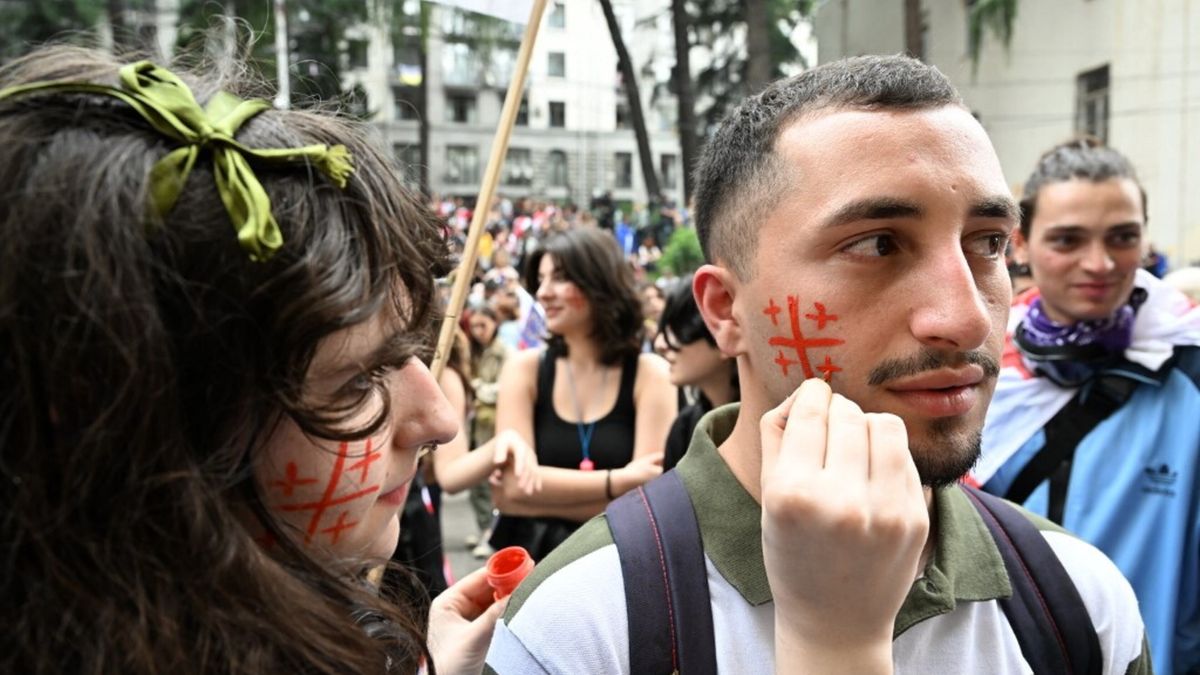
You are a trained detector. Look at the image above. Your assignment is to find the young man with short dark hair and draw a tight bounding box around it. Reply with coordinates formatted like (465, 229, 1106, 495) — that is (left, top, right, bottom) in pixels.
(485, 55, 1150, 675)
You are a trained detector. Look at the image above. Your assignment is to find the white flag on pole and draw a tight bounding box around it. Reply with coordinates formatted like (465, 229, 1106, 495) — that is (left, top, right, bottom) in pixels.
(429, 0, 535, 25)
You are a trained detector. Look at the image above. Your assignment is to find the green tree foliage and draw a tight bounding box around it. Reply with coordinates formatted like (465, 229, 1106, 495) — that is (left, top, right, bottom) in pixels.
(175, 0, 370, 107)
(688, 0, 814, 137)
(966, 0, 1018, 74)
(0, 0, 105, 61)
(659, 226, 705, 277)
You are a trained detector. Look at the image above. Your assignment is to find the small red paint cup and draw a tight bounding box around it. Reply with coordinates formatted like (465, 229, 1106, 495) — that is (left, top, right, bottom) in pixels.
(486, 546, 534, 600)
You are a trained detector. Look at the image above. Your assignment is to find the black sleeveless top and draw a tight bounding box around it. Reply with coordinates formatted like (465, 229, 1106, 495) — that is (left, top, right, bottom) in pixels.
(533, 347, 639, 470)
(488, 347, 640, 561)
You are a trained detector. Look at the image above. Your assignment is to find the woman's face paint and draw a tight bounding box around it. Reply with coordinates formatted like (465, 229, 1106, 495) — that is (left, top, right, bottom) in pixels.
(252, 312, 458, 560)
(536, 254, 593, 334)
(762, 296, 845, 382)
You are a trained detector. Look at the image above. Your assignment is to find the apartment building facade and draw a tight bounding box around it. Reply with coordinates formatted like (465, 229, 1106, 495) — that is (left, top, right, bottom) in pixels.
(344, 0, 686, 209)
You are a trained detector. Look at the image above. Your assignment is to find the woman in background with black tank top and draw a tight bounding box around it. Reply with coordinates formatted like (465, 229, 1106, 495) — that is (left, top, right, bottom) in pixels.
(489, 228, 677, 560)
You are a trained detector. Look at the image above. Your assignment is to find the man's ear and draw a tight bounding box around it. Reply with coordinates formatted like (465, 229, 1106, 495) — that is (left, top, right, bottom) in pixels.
(694, 264, 746, 358)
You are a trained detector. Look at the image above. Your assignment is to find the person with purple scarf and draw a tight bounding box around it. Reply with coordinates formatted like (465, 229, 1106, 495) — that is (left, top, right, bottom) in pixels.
(974, 139, 1200, 674)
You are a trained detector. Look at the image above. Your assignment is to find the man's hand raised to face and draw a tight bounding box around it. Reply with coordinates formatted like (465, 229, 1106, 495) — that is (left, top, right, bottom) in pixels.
(760, 378, 930, 675)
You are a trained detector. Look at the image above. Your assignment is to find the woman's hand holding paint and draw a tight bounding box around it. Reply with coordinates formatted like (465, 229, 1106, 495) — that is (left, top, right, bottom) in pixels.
(759, 378, 929, 675)
(427, 566, 508, 675)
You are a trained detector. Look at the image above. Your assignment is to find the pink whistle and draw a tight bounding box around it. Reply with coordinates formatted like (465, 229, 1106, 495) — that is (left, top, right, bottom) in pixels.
(486, 546, 534, 600)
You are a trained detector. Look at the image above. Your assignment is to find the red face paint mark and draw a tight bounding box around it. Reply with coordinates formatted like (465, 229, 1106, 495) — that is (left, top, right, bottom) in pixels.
(274, 441, 382, 545)
(805, 302, 838, 330)
(816, 355, 842, 380)
(565, 288, 587, 310)
(320, 511, 359, 545)
(272, 462, 319, 497)
(345, 437, 381, 484)
(763, 298, 783, 326)
(766, 296, 845, 382)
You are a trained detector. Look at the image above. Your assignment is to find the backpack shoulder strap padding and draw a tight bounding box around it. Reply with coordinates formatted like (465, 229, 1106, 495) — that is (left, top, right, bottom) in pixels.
(961, 485, 1102, 675)
(606, 470, 717, 675)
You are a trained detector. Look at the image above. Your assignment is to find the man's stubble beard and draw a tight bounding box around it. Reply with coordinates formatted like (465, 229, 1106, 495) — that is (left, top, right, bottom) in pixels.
(909, 419, 982, 489)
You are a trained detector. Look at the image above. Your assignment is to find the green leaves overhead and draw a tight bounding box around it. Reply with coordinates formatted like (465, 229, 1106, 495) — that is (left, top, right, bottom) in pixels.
(966, 0, 1018, 74)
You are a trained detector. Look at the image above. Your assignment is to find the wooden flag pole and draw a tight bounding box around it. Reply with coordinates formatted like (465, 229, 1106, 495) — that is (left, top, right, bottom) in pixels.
(429, 0, 548, 381)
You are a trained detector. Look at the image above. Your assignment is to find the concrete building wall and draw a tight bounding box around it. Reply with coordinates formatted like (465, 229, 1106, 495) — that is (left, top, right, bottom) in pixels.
(812, 0, 1200, 266)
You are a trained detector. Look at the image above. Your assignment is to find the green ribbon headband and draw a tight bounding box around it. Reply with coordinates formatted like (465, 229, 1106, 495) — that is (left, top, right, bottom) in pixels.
(0, 61, 355, 261)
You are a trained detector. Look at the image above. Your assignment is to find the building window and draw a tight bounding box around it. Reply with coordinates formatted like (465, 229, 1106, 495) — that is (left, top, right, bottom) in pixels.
(347, 39, 369, 69)
(394, 143, 422, 189)
(660, 154, 678, 190)
(504, 147, 533, 186)
(443, 41, 481, 87)
(614, 152, 633, 188)
(548, 52, 565, 78)
(548, 1, 565, 28)
(445, 145, 480, 184)
(615, 101, 630, 129)
(549, 101, 566, 128)
(547, 150, 569, 187)
(1075, 65, 1110, 143)
(446, 93, 477, 124)
(516, 97, 529, 126)
(488, 47, 518, 86)
(394, 45, 423, 86)
(393, 87, 420, 120)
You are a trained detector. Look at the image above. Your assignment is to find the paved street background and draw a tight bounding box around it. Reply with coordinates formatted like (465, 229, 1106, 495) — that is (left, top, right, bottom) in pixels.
(441, 490, 488, 584)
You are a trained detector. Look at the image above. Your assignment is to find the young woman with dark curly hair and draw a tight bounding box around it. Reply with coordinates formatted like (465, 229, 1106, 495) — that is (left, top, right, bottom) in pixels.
(0, 44, 506, 675)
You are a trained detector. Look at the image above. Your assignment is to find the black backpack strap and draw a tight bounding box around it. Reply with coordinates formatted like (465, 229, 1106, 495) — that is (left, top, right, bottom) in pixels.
(606, 470, 717, 675)
(1002, 374, 1138, 522)
(1174, 345, 1200, 388)
(961, 485, 1102, 675)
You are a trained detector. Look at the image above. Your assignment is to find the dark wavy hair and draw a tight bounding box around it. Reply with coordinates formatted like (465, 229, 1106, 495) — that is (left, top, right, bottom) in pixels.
(521, 228, 642, 365)
(656, 276, 739, 398)
(695, 54, 960, 278)
(1019, 136, 1147, 238)
(656, 276, 715, 350)
(0, 45, 448, 674)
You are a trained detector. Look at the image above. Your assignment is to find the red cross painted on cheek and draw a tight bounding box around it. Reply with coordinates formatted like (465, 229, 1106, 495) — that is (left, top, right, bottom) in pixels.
(271, 441, 383, 546)
(272, 462, 319, 497)
(763, 298, 783, 326)
(320, 511, 359, 545)
(765, 296, 845, 382)
(345, 437, 382, 484)
(805, 303, 838, 330)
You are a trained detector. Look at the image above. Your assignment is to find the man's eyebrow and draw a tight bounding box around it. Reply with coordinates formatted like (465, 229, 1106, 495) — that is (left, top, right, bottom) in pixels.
(821, 197, 923, 229)
(971, 196, 1020, 221)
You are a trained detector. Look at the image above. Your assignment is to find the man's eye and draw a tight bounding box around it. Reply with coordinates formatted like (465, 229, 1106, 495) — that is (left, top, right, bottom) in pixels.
(965, 233, 1008, 259)
(843, 234, 898, 257)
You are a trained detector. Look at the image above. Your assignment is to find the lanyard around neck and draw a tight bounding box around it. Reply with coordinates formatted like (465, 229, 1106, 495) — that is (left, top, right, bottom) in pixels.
(564, 359, 609, 471)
